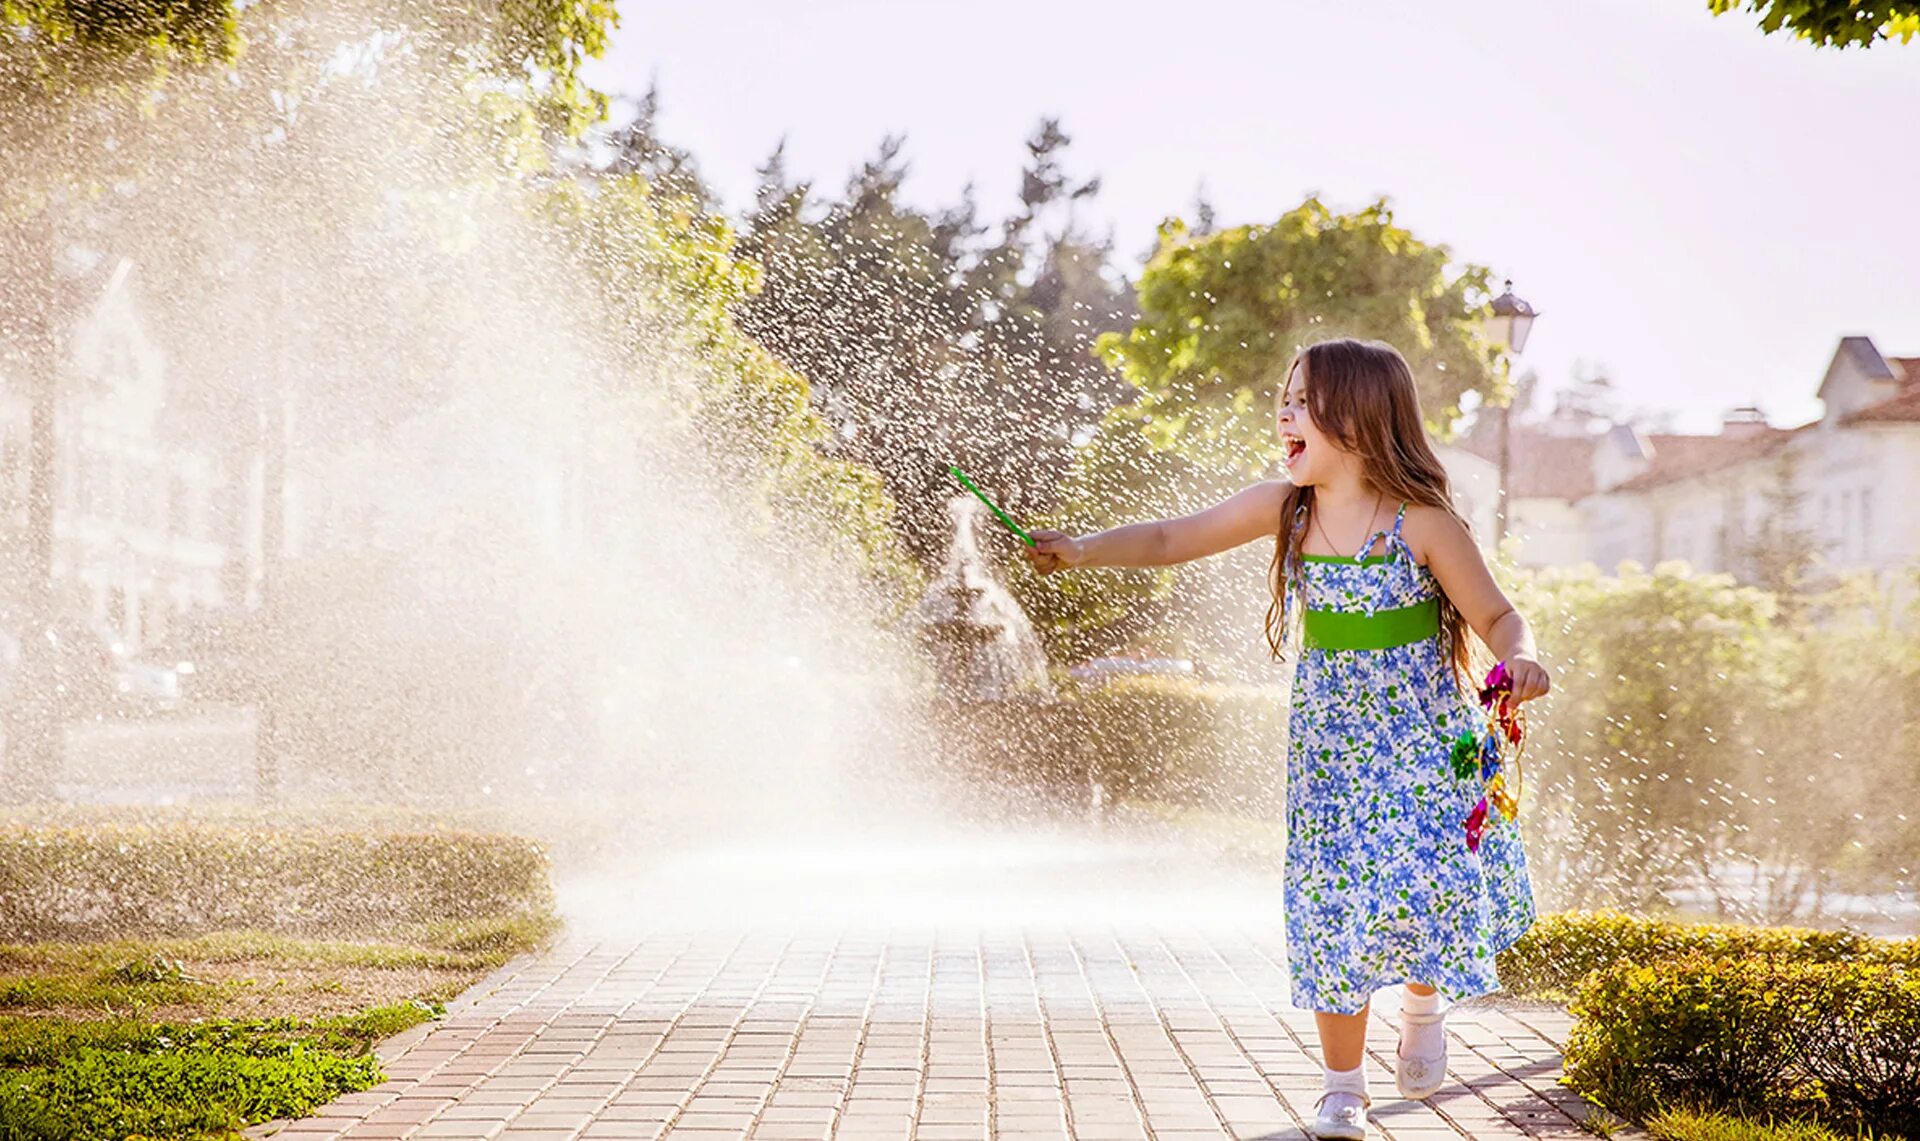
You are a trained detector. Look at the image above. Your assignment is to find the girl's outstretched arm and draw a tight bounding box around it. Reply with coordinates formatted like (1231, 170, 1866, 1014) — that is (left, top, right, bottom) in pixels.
(1025, 481, 1287, 573)
(1405, 505, 1551, 703)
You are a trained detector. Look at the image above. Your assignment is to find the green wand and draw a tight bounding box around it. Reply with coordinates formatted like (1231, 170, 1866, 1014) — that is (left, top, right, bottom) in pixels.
(947, 465, 1036, 547)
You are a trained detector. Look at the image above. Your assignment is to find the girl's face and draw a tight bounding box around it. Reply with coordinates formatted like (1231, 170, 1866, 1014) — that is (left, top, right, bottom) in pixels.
(1276, 357, 1337, 486)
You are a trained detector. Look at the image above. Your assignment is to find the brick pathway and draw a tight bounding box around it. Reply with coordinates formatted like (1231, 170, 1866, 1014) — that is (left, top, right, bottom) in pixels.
(251, 829, 1602, 1141)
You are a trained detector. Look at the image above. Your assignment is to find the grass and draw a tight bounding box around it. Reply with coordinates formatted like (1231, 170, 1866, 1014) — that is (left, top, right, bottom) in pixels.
(1578, 1105, 1625, 1138)
(0, 914, 551, 975)
(0, 913, 559, 1024)
(1645, 1108, 1886, 1141)
(0, 906, 557, 1141)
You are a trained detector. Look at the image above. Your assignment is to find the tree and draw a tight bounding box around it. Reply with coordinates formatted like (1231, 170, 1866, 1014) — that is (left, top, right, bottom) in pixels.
(1740, 446, 1821, 605)
(734, 134, 981, 565)
(961, 119, 1135, 528)
(1189, 182, 1219, 237)
(0, 0, 619, 801)
(602, 86, 717, 213)
(1, 0, 246, 802)
(1708, 0, 1920, 47)
(1009, 198, 1500, 676)
(735, 118, 1134, 569)
(1092, 198, 1498, 482)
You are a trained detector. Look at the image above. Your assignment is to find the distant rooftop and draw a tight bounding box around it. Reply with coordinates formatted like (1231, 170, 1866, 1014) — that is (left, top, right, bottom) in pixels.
(1458, 418, 1598, 500)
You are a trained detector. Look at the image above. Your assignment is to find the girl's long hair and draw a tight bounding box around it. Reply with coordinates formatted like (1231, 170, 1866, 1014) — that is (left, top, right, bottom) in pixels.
(1262, 337, 1477, 695)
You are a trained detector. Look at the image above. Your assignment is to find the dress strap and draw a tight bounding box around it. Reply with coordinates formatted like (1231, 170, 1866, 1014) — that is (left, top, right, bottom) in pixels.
(1351, 500, 1409, 561)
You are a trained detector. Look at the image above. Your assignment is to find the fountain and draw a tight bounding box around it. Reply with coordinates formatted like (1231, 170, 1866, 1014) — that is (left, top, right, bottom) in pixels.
(903, 494, 1054, 703)
(893, 494, 1117, 820)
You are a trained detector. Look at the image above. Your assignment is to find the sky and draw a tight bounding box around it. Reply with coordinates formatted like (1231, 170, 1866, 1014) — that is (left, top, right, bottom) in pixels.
(582, 0, 1919, 435)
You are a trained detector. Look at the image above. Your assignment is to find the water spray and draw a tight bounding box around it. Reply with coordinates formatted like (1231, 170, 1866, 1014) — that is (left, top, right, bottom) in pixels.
(946, 465, 1035, 547)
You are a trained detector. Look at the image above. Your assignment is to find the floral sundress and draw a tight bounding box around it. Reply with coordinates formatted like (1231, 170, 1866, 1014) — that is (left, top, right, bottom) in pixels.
(1281, 501, 1536, 1014)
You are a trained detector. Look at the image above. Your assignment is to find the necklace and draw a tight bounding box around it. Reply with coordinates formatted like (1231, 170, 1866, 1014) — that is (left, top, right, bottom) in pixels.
(1312, 490, 1386, 560)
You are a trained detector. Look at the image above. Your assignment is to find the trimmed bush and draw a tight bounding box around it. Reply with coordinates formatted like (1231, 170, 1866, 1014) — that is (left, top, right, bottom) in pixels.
(1564, 954, 1920, 1138)
(1072, 675, 1288, 813)
(1496, 909, 1920, 1000)
(0, 825, 553, 941)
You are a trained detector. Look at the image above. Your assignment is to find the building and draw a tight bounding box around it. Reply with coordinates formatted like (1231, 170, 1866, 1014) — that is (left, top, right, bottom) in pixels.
(1455, 335, 1920, 582)
(0, 260, 235, 651)
(1453, 413, 1597, 568)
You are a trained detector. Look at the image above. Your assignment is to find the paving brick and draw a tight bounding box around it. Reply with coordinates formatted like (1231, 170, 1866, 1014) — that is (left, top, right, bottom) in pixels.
(264, 924, 1570, 1141)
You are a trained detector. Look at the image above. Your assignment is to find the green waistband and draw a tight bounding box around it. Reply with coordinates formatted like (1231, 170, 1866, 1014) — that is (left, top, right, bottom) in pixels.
(1302, 598, 1440, 651)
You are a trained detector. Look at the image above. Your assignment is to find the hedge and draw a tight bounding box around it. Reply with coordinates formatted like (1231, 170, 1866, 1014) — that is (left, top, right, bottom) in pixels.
(1563, 954, 1920, 1138)
(1071, 675, 1288, 813)
(0, 825, 553, 941)
(1496, 909, 1920, 1001)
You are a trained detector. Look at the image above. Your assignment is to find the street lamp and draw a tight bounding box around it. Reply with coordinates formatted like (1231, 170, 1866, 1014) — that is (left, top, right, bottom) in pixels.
(1484, 279, 1538, 355)
(1480, 280, 1540, 547)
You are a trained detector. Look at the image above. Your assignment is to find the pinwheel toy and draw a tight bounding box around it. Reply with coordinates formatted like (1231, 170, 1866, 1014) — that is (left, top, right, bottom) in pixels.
(1459, 661, 1527, 852)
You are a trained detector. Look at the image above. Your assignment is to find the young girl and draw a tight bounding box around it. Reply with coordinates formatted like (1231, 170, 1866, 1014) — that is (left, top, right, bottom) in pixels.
(1024, 337, 1545, 1140)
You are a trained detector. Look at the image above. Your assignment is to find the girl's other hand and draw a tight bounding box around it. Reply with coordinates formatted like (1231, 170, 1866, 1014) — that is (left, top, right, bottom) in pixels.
(1024, 530, 1084, 575)
(1505, 656, 1551, 704)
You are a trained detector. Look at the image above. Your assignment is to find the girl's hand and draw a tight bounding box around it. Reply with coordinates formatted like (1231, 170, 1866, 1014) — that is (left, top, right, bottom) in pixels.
(1505, 656, 1551, 704)
(1024, 530, 1085, 575)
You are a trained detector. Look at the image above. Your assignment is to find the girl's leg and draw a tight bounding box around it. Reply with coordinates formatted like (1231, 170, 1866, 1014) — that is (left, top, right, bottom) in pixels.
(1314, 1000, 1371, 1069)
(1312, 1002, 1374, 1138)
(1396, 981, 1448, 1099)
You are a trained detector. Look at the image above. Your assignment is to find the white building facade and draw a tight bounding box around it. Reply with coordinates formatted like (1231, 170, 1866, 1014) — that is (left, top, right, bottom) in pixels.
(0, 263, 234, 650)
(1458, 336, 1920, 583)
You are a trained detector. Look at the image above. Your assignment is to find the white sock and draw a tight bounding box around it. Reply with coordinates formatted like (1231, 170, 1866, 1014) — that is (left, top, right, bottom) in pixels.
(1320, 1060, 1367, 1091)
(1400, 987, 1445, 1059)
(1403, 986, 1441, 1015)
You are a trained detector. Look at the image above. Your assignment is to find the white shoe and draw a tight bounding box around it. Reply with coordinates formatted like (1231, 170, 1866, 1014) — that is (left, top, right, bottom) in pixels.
(1311, 1088, 1370, 1139)
(1395, 1002, 1448, 1099)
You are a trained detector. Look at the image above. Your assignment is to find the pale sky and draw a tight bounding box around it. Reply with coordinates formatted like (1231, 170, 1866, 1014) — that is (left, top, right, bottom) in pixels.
(583, 0, 1919, 435)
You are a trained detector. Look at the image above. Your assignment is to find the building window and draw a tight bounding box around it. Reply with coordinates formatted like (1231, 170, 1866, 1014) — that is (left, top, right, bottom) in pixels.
(1860, 487, 1872, 559)
(1840, 490, 1853, 559)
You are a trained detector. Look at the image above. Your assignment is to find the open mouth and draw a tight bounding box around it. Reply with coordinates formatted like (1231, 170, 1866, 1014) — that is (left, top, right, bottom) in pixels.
(1282, 435, 1307, 465)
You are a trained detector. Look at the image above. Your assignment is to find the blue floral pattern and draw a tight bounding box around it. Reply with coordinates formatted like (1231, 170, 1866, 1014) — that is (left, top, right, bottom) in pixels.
(1283, 502, 1536, 1014)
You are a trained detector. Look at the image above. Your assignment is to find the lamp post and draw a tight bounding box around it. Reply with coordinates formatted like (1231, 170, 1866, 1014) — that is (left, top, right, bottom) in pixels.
(1481, 280, 1539, 546)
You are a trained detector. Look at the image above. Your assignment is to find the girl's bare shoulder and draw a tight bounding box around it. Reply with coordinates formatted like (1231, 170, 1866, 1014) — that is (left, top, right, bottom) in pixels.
(1398, 502, 1472, 565)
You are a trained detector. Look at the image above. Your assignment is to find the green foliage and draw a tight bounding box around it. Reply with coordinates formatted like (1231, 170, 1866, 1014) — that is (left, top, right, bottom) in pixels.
(0, 815, 533, 1141)
(0, 1001, 437, 1068)
(1019, 198, 1498, 670)
(1708, 0, 1920, 47)
(481, 0, 619, 134)
(950, 675, 1287, 819)
(1563, 955, 1920, 1137)
(0, 1041, 379, 1141)
(319, 999, 444, 1041)
(0, 0, 240, 96)
(1091, 197, 1498, 476)
(532, 171, 923, 612)
(0, 1002, 446, 1141)
(1503, 562, 1783, 909)
(0, 825, 554, 940)
(0, 929, 521, 974)
(735, 121, 1136, 567)
(0, 970, 211, 1013)
(108, 954, 196, 985)
(1644, 1108, 1859, 1141)
(1503, 560, 1920, 921)
(1496, 909, 1920, 1000)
